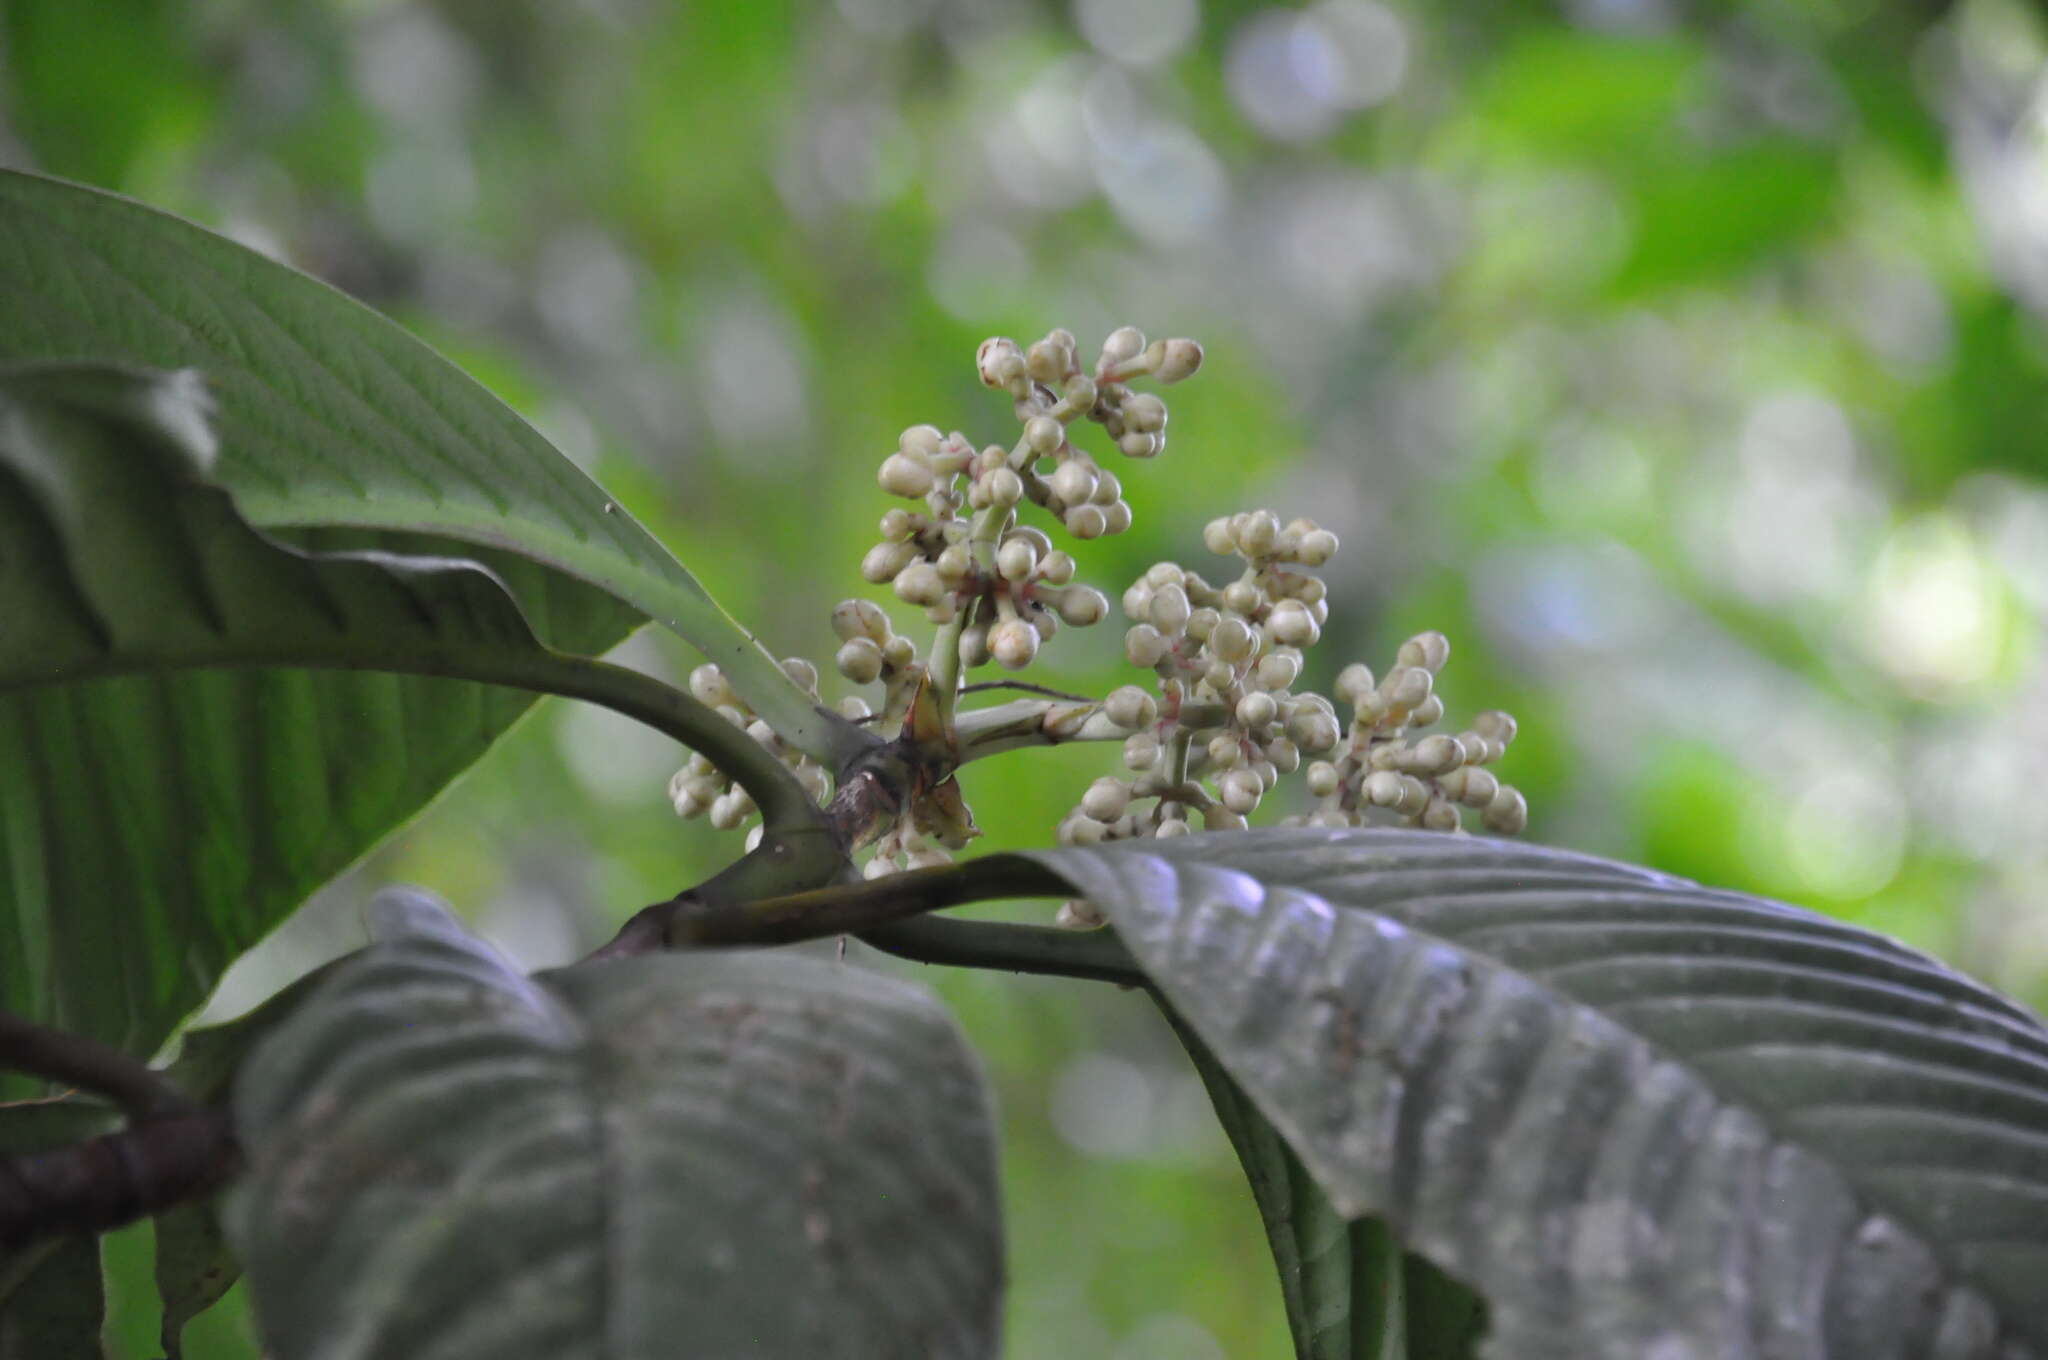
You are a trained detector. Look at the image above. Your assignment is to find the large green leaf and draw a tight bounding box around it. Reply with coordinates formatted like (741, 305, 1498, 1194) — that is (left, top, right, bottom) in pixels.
(1016, 829, 2048, 1358)
(0, 363, 659, 1074)
(228, 889, 1004, 1359)
(1163, 998, 1488, 1360)
(0, 168, 845, 761)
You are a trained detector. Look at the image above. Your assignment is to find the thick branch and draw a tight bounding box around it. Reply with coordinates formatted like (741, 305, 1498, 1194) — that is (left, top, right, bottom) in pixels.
(0, 1108, 238, 1251)
(0, 1009, 193, 1121)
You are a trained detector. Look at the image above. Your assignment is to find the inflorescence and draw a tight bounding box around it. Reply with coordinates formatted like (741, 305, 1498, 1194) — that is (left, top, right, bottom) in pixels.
(668, 326, 1527, 911)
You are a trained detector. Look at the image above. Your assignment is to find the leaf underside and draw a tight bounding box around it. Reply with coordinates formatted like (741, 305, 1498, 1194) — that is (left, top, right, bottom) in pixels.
(1018, 828, 2048, 1360)
(0, 168, 839, 759)
(229, 891, 1005, 1360)
(0, 364, 629, 1077)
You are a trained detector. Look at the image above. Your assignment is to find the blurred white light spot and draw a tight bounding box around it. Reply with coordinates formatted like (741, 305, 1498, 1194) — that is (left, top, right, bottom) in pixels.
(1711, 389, 1880, 605)
(1269, 173, 1417, 318)
(1227, 3, 1406, 141)
(351, 9, 479, 127)
(1114, 1315, 1228, 1360)
(1863, 517, 2005, 699)
(927, 222, 1031, 321)
(694, 295, 813, 457)
(556, 701, 680, 807)
(1227, 10, 1346, 141)
(836, 0, 930, 36)
(1784, 769, 1907, 899)
(364, 141, 478, 245)
(1315, 0, 1410, 110)
(1094, 120, 1227, 245)
(987, 60, 1097, 211)
(815, 104, 915, 206)
(536, 228, 639, 355)
(1050, 1052, 1155, 1158)
(1075, 0, 1199, 68)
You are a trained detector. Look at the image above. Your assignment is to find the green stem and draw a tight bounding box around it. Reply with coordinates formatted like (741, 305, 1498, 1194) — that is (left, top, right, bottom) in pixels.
(954, 697, 1229, 763)
(863, 914, 1142, 984)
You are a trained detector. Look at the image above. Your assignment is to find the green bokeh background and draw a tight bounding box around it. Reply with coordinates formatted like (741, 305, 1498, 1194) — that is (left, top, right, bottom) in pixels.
(6, 0, 2048, 1354)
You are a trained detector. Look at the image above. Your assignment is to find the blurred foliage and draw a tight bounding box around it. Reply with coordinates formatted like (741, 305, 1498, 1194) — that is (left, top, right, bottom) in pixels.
(5, 0, 2048, 1354)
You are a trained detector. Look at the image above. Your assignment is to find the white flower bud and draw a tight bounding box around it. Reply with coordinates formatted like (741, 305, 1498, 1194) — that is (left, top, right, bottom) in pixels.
(709, 791, 749, 831)
(796, 763, 832, 804)
(1123, 730, 1161, 770)
(1149, 583, 1191, 635)
(1235, 692, 1278, 729)
(864, 854, 898, 880)
(1155, 818, 1192, 838)
(1148, 337, 1203, 384)
(1187, 607, 1219, 642)
(1363, 770, 1406, 808)
(1267, 600, 1320, 648)
(1421, 797, 1461, 832)
(1102, 500, 1133, 534)
(1255, 650, 1301, 690)
(1208, 615, 1257, 664)
(861, 540, 918, 583)
(1385, 666, 1433, 713)
(1203, 659, 1236, 693)
(831, 598, 891, 643)
(778, 657, 818, 694)
(1409, 694, 1445, 728)
(1221, 769, 1263, 814)
(714, 704, 748, 727)
(1238, 510, 1280, 557)
(1398, 631, 1451, 673)
(838, 696, 872, 723)
(881, 634, 916, 669)
(1221, 580, 1262, 615)
(1104, 685, 1158, 730)
(984, 467, 1024, 508)
(1101, 326, 1145, 370)
(1049, 459, 1097, 505)
(1122, 580, 1154, 621)
(836, 637, 883, 684)
(879, 507, 917, 541)
(1056, 899, 1108, 930)
(1448, 766, 1498, 808)
(1290, 709, 1341, 752)
(991, 618, 1039, 669)
(927, 594, 959, 624)
(997, 537, 1038, 582)
(1207, 733, 1243, 769)
(1335, 663, 1374, 708)
(1203, 517, 1237, 556)
(1263, 736, 1300, 774)
(1306, 761, 1340, 797)
(686, 665, 737, 710)
(1066, 503, 1108, 538)
(1125, 623, 1168, 667)
(893, 561, 946, 606)
(1298, 529, 1339, 566)
(1124, 392, 1167, 434)
(977, 336, 1026, 388)
(1203, 805, 1248, 832)
(1483, 785, 1529, 834)
(1410, 734, 1465, 775)
(1036, 550, 1075, 585)
(899, 424, 944, 458)
(1118, 431, 1161, 459)
(932, 544, 971, 585)
(959, 623, 991, 668)
(747, 718, 779, 749)
(1081, 777, 1132, 822)
(1051, 585, 1108, 626)
(1475, 710, 1518, 745)
(878, 452, 934, 498)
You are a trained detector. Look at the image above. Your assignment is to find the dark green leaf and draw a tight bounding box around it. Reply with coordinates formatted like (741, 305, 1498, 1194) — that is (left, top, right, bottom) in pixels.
(1161, 997, 1488, 1360)
(0, 168, 842, 760)
(0, 1099, 117, 1360)
(228, 889, 1004, 1360)
(153, 1200, 235, 1360)
(1016, 828, 2048, 1358)
(0, 363, 636, 1081)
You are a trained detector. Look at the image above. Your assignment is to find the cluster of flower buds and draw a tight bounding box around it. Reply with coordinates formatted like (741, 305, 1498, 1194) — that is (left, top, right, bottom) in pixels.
(1057, 509, 1349, 851)
(1290, 631, 1528, 835)
(856, 327, 1200, 674)
(668, 659, 848, 838)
